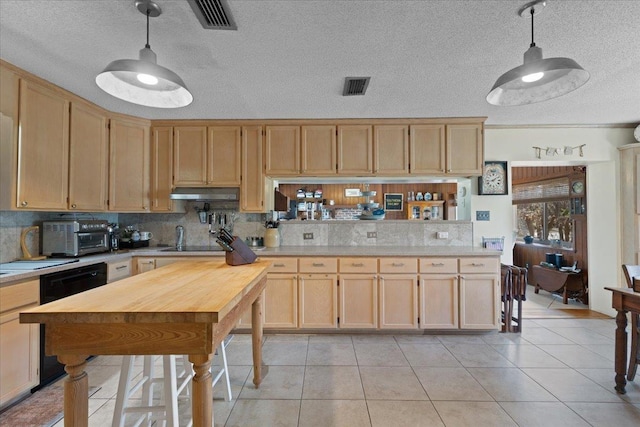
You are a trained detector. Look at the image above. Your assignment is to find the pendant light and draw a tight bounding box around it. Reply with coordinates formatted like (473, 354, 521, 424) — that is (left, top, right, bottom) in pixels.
(95, 0, 193, 108)
(486, 0, 589, 106)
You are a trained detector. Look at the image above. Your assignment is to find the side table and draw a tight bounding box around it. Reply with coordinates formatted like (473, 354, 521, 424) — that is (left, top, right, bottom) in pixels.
(533, 265, 587, 304)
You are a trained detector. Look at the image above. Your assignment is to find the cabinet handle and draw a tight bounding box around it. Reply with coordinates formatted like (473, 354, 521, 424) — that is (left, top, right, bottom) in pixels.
(71, 203, 77, 209)
(471, 263, 485, 267)
(20, 201, 28, 207)
(273, 263, 285, 267)
(391, 262, 404, 267)
(432, 262, 445, 266)
(312, 263, 325, 267)
(352, 262, 364, 267)
(115, 265, 127, 270)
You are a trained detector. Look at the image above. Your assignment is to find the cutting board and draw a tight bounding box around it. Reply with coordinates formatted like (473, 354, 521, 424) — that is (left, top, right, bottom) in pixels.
(0, 259, 79, 270)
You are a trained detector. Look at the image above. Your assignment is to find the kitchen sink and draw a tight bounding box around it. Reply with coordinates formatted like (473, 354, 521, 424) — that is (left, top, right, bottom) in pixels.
(161, 246, 225, 252)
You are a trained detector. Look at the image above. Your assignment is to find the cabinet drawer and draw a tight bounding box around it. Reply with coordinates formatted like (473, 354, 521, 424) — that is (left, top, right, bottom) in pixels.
(299, 257, 337, 273)
(459, 257, 499, 274)
(107, 260, 132, 283)
(265, 257, 298, 273)
(0, 279, 39, 313)
(339, 258, 377, 273)
(419, 258, 458, 274)
(379, 258, 417, 274)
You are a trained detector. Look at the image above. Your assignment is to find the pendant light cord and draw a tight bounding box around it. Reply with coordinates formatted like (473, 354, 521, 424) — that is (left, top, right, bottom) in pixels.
(145, 9, 151, 49)
(530, 6, 536, 47)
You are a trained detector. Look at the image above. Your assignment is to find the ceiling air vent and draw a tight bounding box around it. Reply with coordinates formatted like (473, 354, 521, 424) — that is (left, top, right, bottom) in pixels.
(187, 0, 237, 30)
(343, 77, 370, 96)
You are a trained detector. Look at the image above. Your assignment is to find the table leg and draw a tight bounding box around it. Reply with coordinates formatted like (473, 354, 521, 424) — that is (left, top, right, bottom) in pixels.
(189, 354, 213, 427)
(58, 354, 89, 427)
(252, 290, 264, 388)
(614, 310, 628, 394)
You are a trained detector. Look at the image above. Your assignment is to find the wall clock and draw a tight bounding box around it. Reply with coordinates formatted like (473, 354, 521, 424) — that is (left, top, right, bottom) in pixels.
(478, 161, 508, 195)
(571, 180, 584, 195)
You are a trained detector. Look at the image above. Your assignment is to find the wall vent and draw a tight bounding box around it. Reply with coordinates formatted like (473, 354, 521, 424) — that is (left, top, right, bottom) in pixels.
(187, 0, 237, 30)
(343, 77, 370, 96)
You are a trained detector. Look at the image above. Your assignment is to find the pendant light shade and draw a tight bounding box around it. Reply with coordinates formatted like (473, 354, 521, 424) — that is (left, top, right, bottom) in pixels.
(95, 0, 193, 108)
(486, 0, 589, 106)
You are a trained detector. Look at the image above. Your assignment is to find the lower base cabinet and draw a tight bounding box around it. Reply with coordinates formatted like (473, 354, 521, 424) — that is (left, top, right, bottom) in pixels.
(379, 274, 418, 329)
(298, 274, 338, 328)
(0, 279, 39, 409)
(339, 274, 378, 328)
(264, 273, 298, 328)
(459, 274, 500, 329)
(420, 274, 459, 329)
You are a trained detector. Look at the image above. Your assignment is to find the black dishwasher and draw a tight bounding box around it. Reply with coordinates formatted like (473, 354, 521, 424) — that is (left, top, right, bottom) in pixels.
(36, 263, 108, 390)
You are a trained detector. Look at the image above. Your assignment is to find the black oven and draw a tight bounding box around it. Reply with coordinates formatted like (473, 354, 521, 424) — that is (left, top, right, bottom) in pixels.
(34, 263, 108, 390)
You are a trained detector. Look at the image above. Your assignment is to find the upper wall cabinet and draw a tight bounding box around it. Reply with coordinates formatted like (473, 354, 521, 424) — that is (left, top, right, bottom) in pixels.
(374, 125, 409, 175)
(173, 125, 241, 187)
(446, 123, 483, 175)
(108, 117, 150, 212)
(151, 126, 175, 212)
(68, 101, 109, 211)
(17, 80, 69, 210)
(241, 125, 266, 212)
(410, 124, 446, 174)
(337, 125, 373, 175)
(301, 125, 337, 176)
(265, 126, 300, 176)
(0, 64, 20, 211)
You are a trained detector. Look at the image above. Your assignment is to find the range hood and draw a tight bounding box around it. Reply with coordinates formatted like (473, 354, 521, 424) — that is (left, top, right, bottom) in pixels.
(170, 187, 239, 201)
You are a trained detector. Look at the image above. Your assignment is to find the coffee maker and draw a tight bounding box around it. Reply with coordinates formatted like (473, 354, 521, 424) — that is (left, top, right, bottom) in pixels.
(107, 224, 120, 251)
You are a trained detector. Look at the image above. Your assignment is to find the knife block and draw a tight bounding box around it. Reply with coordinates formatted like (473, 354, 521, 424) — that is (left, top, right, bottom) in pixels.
(225, 237, 257, 266)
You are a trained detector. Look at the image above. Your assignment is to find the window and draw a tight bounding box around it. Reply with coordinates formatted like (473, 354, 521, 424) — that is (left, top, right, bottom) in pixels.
(513, 178, 574, 249)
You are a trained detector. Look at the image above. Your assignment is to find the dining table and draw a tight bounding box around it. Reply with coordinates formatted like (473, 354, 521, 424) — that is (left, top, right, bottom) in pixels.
(20, 259, 270, 427)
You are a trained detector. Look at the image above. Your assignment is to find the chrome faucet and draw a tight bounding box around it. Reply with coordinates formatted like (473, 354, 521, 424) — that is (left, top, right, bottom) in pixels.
(175, 225, 184, 249)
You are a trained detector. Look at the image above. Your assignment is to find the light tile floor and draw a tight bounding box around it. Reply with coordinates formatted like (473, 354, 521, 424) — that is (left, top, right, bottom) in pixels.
(51, 288, 640, 427)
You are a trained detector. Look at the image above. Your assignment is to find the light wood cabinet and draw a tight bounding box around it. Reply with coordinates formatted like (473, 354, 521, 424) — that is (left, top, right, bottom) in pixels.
(298, 273, 338, 328)
(240, 125, 266, 212)
(301, 125, 337, 175)
(0, 65, 19, 211)
(446, 123, 483, 175)
(374, 125, 409, 175)
(378, 273, 419, 329)
(265, 125, 300, 175)
(410, 124, 446, 174)
(208, 126, 241, 186)
(337, 125, 373, 175)
(17, 79, 69, 210)
(0, 279, 39, 408)
(68, 101, 108, 211)
(420, 274, 459, 329)
(173, 126, 208, 185)
(459, 274, 500, 329)
(108, 117, 150, 212)
(107, 259, 132, 283)
(150, 127, 176, 212)
(338, 258, 378, 329)
(265, 273, 298, 328)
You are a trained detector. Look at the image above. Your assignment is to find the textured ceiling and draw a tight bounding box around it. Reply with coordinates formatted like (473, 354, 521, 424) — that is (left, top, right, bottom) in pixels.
(0, 0, 638, 126)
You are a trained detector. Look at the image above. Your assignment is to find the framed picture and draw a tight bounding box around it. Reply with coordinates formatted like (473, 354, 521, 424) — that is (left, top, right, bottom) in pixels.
(478, 161, 508, 195)
(384, 193, 403, 211)
(344, 188, 361, 197)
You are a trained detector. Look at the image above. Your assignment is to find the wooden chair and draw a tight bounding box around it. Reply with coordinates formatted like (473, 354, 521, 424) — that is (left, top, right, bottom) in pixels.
(621, 265, 640, 380)
(501, 264, 528, 333)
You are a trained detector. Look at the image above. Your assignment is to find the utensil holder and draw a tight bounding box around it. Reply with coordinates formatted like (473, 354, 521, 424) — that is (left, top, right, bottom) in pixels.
(225, 237, 257, 266)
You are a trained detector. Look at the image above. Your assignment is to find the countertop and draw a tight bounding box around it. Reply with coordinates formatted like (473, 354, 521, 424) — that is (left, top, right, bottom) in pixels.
(0, 245, 501, 285)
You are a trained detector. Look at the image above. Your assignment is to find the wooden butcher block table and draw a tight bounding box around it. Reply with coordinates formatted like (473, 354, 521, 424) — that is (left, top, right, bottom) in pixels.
(20, 259, 270, 427)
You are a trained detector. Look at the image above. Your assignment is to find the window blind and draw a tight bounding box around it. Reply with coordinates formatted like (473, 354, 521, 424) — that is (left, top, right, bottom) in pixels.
(512, 178, 570, 203)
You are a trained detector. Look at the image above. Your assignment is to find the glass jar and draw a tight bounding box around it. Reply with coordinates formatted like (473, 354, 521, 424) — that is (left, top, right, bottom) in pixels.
(264, 228, 280, 248)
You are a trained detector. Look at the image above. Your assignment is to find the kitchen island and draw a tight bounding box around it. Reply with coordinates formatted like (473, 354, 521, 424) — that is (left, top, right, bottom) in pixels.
(19, 259, 270, 427)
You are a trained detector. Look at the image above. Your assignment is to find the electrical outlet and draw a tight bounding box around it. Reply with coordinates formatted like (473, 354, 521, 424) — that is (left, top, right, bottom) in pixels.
(303, 232, 314, 240)
(367, 231, 377, 238)
(476, 210, 490, 221)
(437, 231, 448, 239)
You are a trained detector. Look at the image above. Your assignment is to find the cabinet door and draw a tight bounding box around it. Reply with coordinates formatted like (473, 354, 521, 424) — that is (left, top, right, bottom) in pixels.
(173, 126, 207, 186)
(109, 118, 150, 212)
(410, 124, 446, 174)
(446, 123, 483, 175)
(301, 125, 336, 175)
(420, 274, 458, 329)
(0, 279, 39, 407)
(208, 126, 241, 186)
(298, 273, 338, 328)
(265, 125, 300, 176)
(68, 102, 108, 211)
(264, 273, 298, 328)
(17, 80, 69, 210)
(459, 274, 500, 329)
(379, 274, 418, 329)
(339, 274, 378, 328)
(240, 125, 265, 212)
(0, 65, 19, 211)
(337, 125, 373, 175)
(107, 260, 132, 283)
(374, 125, 409, 175)
(151, 127, 174, 211)
(135, 258, 156, 274)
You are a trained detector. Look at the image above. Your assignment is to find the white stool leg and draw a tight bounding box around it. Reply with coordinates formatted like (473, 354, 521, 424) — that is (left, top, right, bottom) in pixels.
(162, 355, 180, 427)
(220, 341, 232, 402)
(112, 355, 155, 427)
